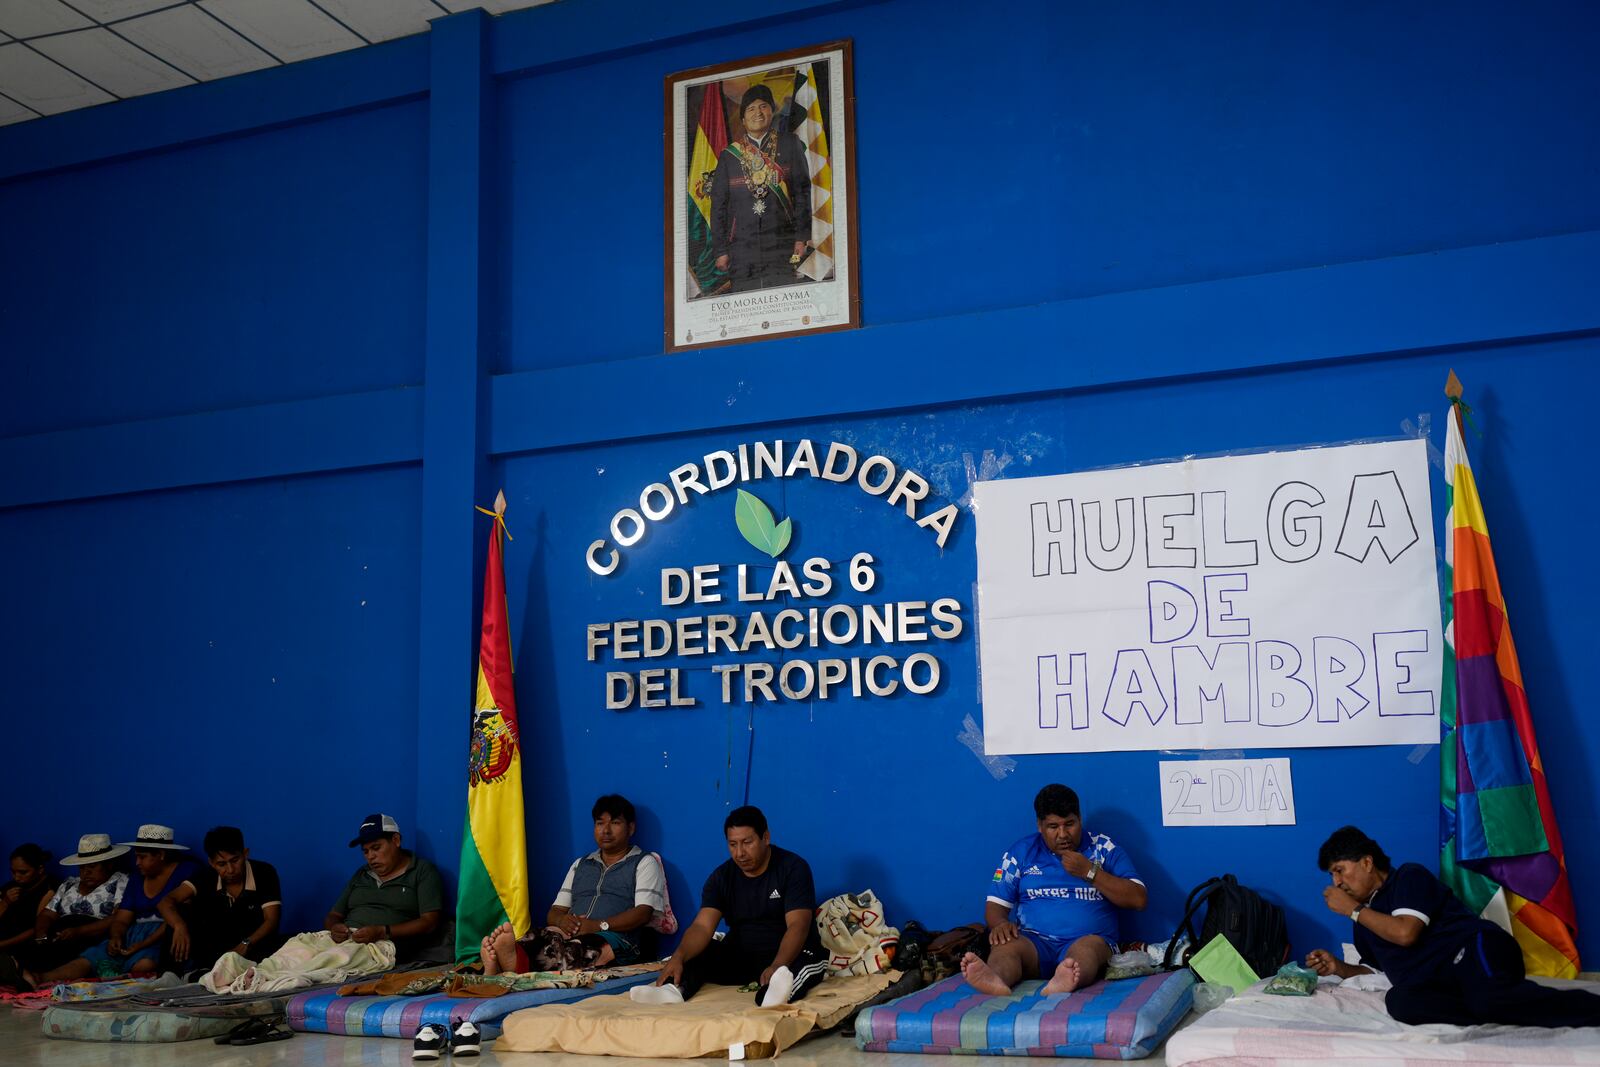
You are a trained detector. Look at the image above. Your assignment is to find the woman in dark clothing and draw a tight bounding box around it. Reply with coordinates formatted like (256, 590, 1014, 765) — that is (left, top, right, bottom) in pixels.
(0, 845, 59, 952)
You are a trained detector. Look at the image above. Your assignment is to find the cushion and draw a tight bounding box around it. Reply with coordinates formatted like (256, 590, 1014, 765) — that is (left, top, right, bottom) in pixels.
(498, 972, 898, 1059)
(286, 969, 656, 1037)
(42, 1005, 237, 1043)
(855, 970, 1195, 1059)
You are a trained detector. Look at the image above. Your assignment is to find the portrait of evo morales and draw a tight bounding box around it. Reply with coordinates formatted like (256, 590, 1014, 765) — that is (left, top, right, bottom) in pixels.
(682, 59, 837, 300)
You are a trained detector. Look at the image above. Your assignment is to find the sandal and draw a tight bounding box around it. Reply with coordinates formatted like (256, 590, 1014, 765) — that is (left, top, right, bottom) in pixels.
(214, 1018, 271, 1045)
(231, 1023, 293, 1045)
(0, 955, 34, 993)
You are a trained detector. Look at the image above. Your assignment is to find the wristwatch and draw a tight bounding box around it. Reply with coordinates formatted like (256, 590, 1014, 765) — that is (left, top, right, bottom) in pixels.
(599, 921, 610, 932)
(1086, 860, 1101, 882)
(1350, 904, 1365, 923)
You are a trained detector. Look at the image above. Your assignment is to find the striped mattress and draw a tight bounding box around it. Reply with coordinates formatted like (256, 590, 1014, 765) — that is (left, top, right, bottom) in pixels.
(855, 970, 1194, 1059)
(287, 970, 657, 1038)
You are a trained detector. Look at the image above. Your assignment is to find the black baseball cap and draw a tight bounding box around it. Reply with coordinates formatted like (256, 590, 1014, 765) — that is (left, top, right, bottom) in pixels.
(349, 813, 400, 847)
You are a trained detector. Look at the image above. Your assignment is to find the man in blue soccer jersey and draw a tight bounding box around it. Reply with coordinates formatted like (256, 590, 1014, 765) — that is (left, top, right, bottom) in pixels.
(962, 784, 1147, 996)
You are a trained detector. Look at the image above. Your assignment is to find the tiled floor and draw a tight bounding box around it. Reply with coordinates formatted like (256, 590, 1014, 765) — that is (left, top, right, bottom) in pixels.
(2, 1005, 1175, 1066)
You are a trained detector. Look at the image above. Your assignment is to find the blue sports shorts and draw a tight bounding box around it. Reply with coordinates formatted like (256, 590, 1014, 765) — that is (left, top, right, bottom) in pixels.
(1019, 929, 1114, 975)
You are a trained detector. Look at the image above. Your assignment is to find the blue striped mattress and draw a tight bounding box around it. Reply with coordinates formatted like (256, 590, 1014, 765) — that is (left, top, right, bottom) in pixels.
(286, 970, 657, 1038)
(855, 970, 1194, 1059)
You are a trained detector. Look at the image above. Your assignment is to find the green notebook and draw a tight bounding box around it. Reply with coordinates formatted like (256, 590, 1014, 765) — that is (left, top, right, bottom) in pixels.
(1187, 934, 1260, 994)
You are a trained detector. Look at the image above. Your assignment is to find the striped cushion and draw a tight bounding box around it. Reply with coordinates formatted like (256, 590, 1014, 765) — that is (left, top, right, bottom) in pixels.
(287, 971, 657, 1038)
(855, 970, 1194, 1059)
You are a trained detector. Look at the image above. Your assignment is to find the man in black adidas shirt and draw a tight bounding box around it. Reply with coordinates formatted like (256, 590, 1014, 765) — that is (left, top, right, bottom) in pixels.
(633, 805, 827, 1007)
(1305, 826, 1600, 1027)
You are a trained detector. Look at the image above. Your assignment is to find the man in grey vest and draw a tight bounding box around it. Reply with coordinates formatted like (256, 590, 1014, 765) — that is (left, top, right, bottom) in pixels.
(481, 794, 665, 974)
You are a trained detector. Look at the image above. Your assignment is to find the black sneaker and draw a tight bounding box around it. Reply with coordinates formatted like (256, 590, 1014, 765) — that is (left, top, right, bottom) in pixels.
(413, 1023, 447, 1060)
(451, 1019, 482, 1056)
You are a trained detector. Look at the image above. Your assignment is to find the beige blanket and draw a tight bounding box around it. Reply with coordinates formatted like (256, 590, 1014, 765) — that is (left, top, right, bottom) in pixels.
(201, 931, 396, 995)
(498, 971, 897, 1059)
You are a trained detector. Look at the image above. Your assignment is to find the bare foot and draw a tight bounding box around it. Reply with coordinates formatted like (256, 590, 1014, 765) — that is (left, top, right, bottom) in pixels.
(480, 933, 500, 975)
(479, 922, 517, 975)
(1041, 956, 1081, 996)
(960, 951, 1011, 996)
(490, 923, 520, 974)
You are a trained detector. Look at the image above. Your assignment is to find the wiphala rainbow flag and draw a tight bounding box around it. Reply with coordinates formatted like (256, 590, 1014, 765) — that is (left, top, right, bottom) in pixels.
(1440, 390, 1580, 977)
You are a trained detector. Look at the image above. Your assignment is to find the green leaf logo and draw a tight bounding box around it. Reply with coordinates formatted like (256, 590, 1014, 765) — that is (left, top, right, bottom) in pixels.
(734, 489, 792, 558)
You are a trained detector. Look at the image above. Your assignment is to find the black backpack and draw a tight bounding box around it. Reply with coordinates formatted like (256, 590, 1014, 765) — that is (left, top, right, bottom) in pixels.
(1162, 874, 1290, 980)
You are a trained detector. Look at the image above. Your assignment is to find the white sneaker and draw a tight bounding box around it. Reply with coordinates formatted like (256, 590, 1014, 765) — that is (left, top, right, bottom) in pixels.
(412, 1024, 446, 1060)
(451, 1019, 481, 1056)
(629, 982, 685, 1005)
(760, 966, 794, 1007)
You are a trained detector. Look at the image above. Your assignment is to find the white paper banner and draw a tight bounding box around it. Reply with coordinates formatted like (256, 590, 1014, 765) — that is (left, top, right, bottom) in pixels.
(1159, 757, 1296, 826)
(974, 439, 1441, 754)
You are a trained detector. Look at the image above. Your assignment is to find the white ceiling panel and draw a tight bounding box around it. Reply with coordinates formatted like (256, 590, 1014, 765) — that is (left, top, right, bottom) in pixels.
(311, 0, 442, 44)
(0, 90, 36, 123)
(0, 0, 92, 39)
(0, 41, 115, 113)
(65, 0, 181, 19)
(437, 0, 554, 13)
(30, 27, 194, 97)
(0, 0, 568, 127)
(200, 0, 362, 63)
(116, 4, 275, 79)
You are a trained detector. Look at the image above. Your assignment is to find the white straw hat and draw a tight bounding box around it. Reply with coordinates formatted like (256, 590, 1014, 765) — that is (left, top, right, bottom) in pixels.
(60, 833, 130, 866)
(118, 824, 190, 851)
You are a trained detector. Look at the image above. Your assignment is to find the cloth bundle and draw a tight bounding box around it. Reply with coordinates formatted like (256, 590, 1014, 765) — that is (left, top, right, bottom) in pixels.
(202, 931, 396, 995)
(817, 890, 900, 976)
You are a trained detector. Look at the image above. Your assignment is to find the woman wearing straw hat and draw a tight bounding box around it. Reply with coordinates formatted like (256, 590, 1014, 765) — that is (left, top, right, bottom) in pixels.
(78, 826, 199, 979)
(0, 833, 129, 989)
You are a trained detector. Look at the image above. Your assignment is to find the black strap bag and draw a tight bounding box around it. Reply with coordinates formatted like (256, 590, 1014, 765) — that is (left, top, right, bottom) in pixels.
(1162, 874, 1290, 980)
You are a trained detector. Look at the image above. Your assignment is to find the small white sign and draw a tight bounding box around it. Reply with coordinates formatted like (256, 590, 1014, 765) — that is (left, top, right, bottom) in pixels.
(1159, 757, 1296, 826)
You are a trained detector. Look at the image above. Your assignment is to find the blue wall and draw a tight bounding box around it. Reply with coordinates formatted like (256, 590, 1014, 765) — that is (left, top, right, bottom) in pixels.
(2, 0, 1596, 963)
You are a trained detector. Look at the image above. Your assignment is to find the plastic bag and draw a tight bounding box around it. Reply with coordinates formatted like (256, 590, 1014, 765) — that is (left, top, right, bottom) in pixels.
(1104, 949, 1160, 981)
(1190, 982, 1233, 1014)
(1263, 961, 1319, 997)
(1145, 934, 1190, 967)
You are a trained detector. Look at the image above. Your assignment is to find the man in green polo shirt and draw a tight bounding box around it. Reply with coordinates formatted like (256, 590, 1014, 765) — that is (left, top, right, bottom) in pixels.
(325, 814, 445, 963)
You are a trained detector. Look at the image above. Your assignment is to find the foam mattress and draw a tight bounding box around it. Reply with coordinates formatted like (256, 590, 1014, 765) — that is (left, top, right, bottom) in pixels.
(1164, 974, 1600, 1065)
(286, 969, 657, 1038)
(855, 969, 1195, 1059)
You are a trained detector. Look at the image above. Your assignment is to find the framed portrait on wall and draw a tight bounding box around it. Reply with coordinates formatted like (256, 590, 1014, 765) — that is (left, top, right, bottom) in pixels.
(665, 41, 859, 352)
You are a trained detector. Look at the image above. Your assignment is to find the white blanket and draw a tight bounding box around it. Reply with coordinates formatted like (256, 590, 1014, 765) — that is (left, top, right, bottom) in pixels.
(201, 931, 396, 994)
(1166, 975, 1600, 1065)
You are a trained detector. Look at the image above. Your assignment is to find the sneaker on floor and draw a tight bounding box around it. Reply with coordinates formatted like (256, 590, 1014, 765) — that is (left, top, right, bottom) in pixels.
(629, 982, 685, 1005)
(413, 1023, 447, 1060)
(451, 1019, 481, 1056)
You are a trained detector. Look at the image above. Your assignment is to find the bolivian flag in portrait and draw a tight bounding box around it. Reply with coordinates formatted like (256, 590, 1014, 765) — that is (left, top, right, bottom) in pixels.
(687, 80, 729, 296)
(456, 493, 531, 960)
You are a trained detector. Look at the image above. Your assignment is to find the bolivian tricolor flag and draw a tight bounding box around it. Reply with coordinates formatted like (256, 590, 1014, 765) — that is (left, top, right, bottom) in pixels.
(687, 80, 729, 296)
(455, 492, 531, 961)
(1440, 375, 1580, 977)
